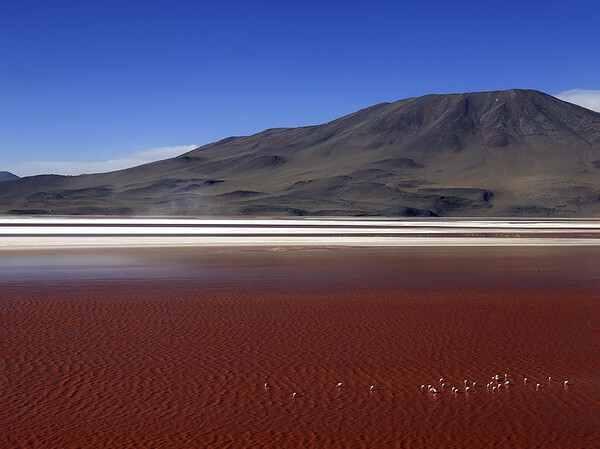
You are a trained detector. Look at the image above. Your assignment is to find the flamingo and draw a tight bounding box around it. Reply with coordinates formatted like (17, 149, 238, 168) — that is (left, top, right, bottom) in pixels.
(292, 392, 298, 398)
(564, 380, 569, 387)
(264, 382, 270, 388)
(536, 383, 541, 390)
(523, 377, 528, 384)
(370, 385, 376, 391)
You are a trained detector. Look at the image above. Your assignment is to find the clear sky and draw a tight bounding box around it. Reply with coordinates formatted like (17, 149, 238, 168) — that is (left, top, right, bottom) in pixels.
(1, 0, 599, 176)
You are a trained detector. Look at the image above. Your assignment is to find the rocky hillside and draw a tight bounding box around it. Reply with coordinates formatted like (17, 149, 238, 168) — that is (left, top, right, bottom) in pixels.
(1, 89, 599, 216)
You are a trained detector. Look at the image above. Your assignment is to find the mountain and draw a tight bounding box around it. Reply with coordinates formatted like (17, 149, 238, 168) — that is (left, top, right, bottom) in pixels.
(1, 89, 599, 216)
(0, 172, 19, 183)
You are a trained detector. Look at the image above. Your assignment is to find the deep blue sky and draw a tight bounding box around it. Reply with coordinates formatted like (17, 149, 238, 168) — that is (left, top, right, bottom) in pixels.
(1, 0, 599, 175)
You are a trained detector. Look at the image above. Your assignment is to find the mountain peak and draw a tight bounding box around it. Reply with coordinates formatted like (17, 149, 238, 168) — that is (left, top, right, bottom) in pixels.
(1, 89, 599, 217)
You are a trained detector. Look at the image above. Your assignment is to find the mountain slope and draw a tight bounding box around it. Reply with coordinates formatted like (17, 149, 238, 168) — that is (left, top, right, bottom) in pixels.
(0, 172, 19, 183)
(1, 89, 599, 216)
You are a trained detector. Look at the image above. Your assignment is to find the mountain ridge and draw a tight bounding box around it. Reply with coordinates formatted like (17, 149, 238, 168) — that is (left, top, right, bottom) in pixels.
(0, 172, 19, 183)
(1, 89, 599, 217)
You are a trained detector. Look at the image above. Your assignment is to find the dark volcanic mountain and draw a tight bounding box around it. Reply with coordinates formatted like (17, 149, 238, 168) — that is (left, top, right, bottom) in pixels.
(1, 89, 599, 216)
(0, 172, 19, 183)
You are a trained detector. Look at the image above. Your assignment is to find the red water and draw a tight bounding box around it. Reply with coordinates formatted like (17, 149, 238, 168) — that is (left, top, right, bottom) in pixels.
(0, 248, 599, 448)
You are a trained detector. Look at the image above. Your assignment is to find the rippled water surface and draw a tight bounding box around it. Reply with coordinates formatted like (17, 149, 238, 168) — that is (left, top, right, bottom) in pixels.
(0, 247, 599, 448)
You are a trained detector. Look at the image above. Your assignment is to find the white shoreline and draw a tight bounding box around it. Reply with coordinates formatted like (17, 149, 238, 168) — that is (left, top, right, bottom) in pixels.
(1, 236, 600, 250)
(1, 216, 599, 228)
(1, 217, 599, 250)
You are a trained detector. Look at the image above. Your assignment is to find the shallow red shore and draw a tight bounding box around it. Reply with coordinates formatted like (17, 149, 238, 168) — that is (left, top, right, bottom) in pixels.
(1, 249, 599, 448)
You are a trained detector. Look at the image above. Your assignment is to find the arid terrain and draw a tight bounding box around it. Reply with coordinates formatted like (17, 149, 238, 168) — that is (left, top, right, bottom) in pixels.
(2, 2, 599, 448)
(1, 89, 600, 217)
(1, 244, 599, 448)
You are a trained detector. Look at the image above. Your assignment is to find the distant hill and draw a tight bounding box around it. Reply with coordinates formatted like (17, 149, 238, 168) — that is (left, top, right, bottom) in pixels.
(1, 89, 599, 216)
(0, 172, 19, 183)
